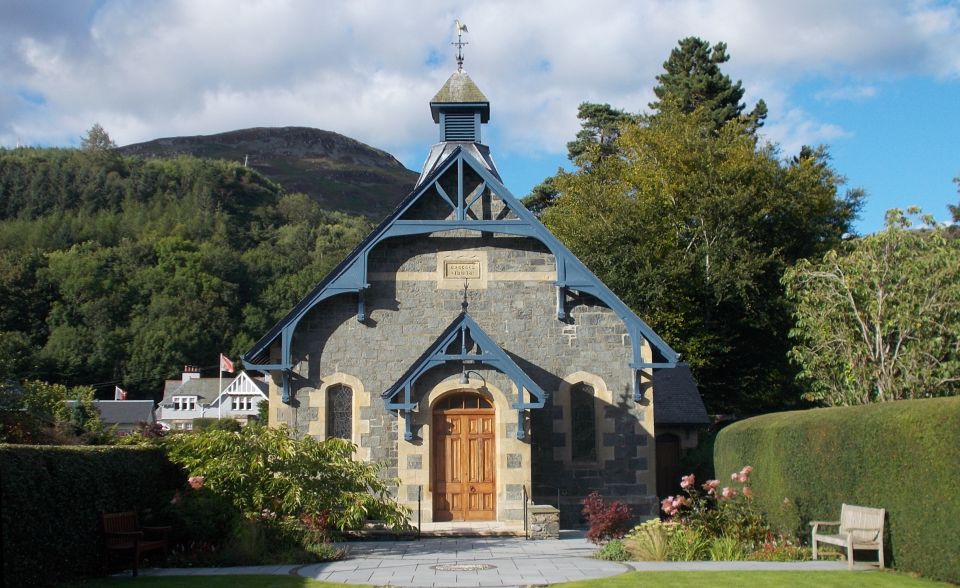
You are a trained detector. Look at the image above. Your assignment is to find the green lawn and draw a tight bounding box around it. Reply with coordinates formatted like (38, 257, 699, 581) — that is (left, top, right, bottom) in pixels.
(557, 570, 953, 587)
(73, 570, 953, 588)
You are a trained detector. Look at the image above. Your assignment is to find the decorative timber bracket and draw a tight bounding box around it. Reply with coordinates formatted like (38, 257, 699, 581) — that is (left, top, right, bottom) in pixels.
(382, 312, 546, 441)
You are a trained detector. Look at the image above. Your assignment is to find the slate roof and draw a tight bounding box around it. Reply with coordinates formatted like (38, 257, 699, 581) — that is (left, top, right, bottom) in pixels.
(431, 71, 488, 103)
(161, 378, 222, 404)
(430, 71, 490, 123)
(66, 400, 156, 425)
(653, 364, 710, 426)
(161, 373, 269, 407)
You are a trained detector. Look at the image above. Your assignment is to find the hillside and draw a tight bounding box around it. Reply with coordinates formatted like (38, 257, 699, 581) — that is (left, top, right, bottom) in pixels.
(119, 127, 418, 219)
(0, 148, 372, 398)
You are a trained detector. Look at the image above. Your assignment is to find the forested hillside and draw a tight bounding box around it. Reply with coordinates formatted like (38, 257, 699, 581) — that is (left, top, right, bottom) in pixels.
(0, 147, 373, 399)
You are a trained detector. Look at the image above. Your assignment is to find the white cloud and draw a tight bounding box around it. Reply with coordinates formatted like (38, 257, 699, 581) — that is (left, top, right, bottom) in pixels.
(814, 85, 878, 102)
(1, 0, 958, 161)
(762, 108, 851, 157)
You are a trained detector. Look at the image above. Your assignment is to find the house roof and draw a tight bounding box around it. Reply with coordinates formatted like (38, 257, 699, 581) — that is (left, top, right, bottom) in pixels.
(161, 372, 269, 407)
(66, 400, 155, 425)
(653, 364, 710, 426)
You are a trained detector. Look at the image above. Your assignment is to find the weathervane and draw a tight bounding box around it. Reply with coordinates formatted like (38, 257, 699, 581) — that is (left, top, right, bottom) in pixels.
(453, 19, 468, 71)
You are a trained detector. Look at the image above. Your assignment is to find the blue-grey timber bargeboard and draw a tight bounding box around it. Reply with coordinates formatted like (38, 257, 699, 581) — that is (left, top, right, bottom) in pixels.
(242, 65, 706, 526)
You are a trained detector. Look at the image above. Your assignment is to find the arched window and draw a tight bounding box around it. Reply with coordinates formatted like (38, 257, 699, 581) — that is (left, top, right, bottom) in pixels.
(436, 392, 493, 410)
(570, 384, 597, 462)
(327, 384, 353, 440)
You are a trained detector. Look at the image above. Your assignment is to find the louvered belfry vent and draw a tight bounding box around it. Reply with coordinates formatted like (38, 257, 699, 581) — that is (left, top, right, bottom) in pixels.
(443, 112, 477, 142)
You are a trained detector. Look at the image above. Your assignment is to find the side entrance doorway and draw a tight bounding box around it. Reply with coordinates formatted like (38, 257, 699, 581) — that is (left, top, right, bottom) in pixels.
(432, 392, 496, 521)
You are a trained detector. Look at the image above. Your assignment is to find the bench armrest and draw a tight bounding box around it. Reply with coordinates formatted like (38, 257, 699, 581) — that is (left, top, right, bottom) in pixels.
(809, 520, 839, 528)
(105, 530, 144, 538)
(143, 526, 172, 538)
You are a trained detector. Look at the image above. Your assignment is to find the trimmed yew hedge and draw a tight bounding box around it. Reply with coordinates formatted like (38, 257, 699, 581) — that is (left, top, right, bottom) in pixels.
(0, 445, 182, 587)
(714, 397, 960, 584)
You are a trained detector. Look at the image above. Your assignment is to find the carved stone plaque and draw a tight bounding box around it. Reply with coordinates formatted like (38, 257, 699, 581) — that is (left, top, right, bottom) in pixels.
(437, 251, 487, 289)
(444, 260, 481, 279)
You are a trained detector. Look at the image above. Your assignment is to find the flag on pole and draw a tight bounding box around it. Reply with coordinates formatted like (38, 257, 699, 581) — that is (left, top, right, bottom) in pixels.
(114, 386, 128, 401)
(220, 353, 235, 374)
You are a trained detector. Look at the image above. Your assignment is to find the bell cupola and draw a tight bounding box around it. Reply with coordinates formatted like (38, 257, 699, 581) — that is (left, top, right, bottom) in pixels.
(416, 20, 501, 187)
(430, 71, 490, 144)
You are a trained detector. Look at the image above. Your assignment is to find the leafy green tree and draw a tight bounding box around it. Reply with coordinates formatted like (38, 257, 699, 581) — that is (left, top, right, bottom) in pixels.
(163, 426, 410, 530)
(567, 103, 638, 166)
(950, 174, 959, 223)
(544, 105, 860, 412)
(783, 209, 960, 405)
(650, 37, 767, 132)
(80, 123, 117, 152)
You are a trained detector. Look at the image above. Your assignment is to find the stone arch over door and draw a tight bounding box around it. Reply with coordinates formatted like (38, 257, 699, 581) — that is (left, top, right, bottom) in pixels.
(396, 376, 531, 523)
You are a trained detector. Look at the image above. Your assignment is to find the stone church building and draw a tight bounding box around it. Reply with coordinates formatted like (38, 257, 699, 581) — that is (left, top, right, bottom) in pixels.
(243, 66, 707, 527)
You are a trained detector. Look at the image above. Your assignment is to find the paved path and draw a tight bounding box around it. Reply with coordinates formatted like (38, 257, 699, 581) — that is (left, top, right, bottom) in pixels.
(141, 531, 862, 587)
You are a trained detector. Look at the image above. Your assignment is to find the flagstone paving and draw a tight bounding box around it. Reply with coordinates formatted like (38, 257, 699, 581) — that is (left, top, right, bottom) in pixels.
(140, 530, 861, 587)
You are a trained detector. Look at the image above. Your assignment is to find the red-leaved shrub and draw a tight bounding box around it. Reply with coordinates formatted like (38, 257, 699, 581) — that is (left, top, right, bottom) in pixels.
(582, 490, 633, 543)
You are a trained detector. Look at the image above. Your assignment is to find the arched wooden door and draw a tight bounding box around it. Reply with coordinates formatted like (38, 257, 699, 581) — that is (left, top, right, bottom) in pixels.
(433, 392, 496, 521)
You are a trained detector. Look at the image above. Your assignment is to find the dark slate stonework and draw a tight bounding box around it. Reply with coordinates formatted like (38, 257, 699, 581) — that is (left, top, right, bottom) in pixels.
(281, 234, 653, 523)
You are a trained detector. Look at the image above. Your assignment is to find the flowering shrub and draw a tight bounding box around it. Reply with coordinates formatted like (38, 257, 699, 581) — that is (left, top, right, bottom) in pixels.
(661, 466, 771, 552)
(582, 491, 633, 544)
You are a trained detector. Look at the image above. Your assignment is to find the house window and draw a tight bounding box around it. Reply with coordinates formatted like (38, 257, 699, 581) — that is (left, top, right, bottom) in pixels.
(327, 384, 353, 440)
(231, 396, 252, 411)
(173, 396, 195, 411)
(571, 384, 597, 463)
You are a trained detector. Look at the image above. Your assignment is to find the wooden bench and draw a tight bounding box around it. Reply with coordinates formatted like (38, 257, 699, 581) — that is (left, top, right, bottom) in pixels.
(101, 511, 171, 576)
(810, 503, 885, 569)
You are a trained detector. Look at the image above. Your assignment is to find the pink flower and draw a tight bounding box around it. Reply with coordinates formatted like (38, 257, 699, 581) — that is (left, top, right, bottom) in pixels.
(721, 487, 737, 500)
(672, 496, 688, 509)
(680, 474, 696, 489)
(737, 473, 749, 483)
(188, 476, 205, 490)
(702, 479, 720, 495)
(731, 472, 738, 480)
(742, 486, 753, 498)
(661, 497, 675, 515)
(741, 466, 753, 476)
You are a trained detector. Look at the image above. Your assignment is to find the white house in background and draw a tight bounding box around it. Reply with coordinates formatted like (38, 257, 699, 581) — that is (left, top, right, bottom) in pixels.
(156, 366, 269, 430)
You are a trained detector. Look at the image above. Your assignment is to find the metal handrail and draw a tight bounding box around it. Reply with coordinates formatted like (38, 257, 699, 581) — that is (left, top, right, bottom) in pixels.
(533, 484, 565, 522)
(522, 484, 529, 539)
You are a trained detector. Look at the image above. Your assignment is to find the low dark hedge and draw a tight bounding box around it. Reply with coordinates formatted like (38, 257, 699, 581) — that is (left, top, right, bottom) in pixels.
(714, 397, 960, 584)
(0, 445, 183, 586)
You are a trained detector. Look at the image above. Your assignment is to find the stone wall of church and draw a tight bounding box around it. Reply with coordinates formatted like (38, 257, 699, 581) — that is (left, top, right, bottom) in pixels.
(270, 232, 657, 525)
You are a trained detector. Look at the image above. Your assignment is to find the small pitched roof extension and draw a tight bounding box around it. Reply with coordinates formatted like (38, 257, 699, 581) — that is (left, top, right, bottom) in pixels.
(66, 400, 156, 425)
(653, 364, 710, 426)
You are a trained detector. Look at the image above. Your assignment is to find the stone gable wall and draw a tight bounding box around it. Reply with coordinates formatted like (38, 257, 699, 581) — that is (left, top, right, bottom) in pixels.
(270, 233, 657, 524)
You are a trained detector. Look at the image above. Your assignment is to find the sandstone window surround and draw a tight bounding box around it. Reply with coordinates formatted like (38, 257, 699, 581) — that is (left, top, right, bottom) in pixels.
(554, 372, 615, 468)
(306, 373, 371, 462)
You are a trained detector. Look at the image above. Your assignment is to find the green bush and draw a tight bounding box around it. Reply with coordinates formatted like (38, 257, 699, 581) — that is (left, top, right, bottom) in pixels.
(596, 539, 631, 561)
(193, 417, 242, 432)
(0, 445, 182, 586)
(714, 397, 960, 583)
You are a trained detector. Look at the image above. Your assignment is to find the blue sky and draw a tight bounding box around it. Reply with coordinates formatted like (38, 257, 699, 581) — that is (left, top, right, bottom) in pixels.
(1, 0, 958, 234)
